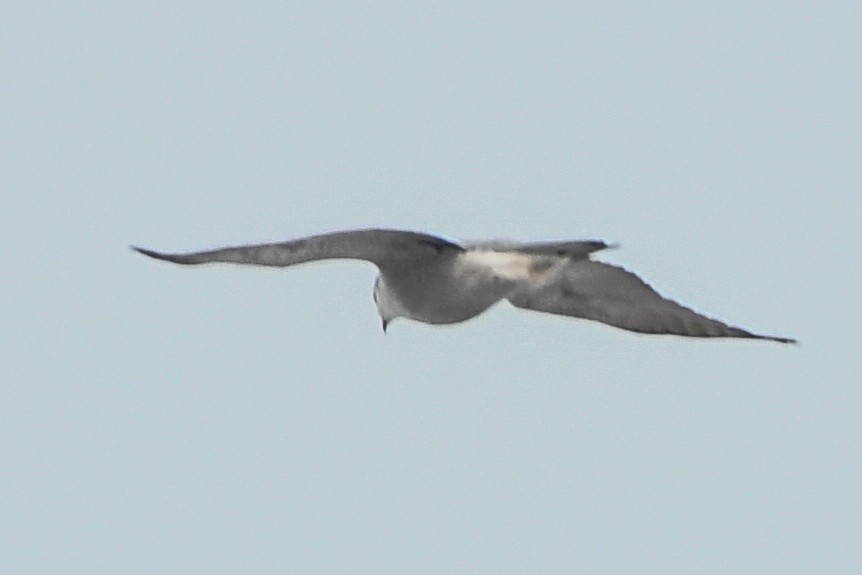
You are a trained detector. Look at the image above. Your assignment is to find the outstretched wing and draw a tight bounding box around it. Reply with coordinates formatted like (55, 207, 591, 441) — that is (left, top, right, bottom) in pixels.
(508, 259, 795, 343)
(132, 229, 463, 269)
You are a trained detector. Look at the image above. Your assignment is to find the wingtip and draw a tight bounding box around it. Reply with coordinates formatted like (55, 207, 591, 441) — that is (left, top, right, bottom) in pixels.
(756, 333, 798, 345)
(130, 245, 157, 258)
(131, 245, 177, 262)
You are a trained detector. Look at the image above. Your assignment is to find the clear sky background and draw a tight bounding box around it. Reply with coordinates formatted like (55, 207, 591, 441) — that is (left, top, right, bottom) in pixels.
(3, 2, 860, 573)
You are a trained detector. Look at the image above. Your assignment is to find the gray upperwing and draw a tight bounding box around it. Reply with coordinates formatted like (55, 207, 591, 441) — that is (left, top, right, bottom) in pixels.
(465, 239, 613, 260)
(508, 259, 796, 343)
(512, 240, 615, 259)
(132, 228, 462, 269)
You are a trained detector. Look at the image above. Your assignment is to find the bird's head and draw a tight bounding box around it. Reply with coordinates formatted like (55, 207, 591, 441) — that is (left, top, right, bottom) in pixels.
(372, 276, 400, 332)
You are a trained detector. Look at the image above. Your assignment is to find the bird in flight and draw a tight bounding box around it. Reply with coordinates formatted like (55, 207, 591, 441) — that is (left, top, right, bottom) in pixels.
(133, 228, 795, 343)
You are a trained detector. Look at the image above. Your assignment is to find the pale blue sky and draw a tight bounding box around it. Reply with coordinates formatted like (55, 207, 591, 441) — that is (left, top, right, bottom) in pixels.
(3, 2, 860, 573)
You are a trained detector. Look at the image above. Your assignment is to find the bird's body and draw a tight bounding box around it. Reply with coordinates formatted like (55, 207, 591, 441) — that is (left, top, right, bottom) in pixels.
(377, 249, 549, 325)
(133, 228, 795, 343)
